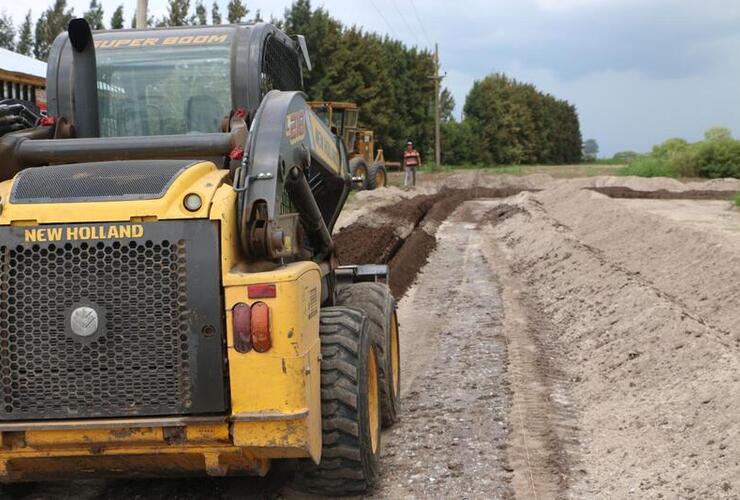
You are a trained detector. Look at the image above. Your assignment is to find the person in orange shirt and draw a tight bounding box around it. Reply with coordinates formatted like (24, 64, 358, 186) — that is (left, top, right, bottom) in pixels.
(403, 141, 421, 188)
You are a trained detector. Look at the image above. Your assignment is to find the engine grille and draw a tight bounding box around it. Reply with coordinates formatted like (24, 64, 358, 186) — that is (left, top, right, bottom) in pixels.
(10, 160, 196, 204)
(0, 221, 227, 421)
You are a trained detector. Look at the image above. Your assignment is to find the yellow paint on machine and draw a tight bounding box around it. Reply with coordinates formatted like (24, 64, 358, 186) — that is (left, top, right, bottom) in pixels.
(0, 165, 326, 479)
(307, 111, 343, 175)
(223, 263, 323, 461)
(215, 183, 323, 461)
(0, 161, 227, 226)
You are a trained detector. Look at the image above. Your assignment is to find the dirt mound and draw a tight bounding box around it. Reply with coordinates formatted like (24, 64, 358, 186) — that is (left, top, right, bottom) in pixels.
(538, 184, 740, 334)
(564, 174, 740, 193)
(486, 188, 740, 498)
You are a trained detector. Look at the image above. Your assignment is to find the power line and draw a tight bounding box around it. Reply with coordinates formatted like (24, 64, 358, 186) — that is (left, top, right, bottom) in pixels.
(367, 0, 399, 39)
(409, 0, 433, 47)
(389, 0, 420, 45)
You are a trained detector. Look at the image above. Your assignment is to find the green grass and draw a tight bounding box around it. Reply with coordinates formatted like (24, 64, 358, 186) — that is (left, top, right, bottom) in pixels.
(617, 158, 680, 178)
(734, 193, 740, 207)
(584, 158, 631, 166)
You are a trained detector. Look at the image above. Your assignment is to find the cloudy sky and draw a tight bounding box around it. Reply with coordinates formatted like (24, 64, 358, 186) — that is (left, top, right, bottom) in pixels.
(4, 0, 740, 155)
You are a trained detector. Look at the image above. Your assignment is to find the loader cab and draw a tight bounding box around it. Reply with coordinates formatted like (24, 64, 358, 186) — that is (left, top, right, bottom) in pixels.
(45, 24, 305, 138)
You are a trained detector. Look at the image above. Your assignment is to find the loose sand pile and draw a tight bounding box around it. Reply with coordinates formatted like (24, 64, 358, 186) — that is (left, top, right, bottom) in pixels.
(490, 187, 739, 498)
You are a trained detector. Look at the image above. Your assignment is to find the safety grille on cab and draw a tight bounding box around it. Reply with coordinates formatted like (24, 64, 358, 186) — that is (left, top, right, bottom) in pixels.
(0, 239, 192, 420)
(260, 34, 303, 96)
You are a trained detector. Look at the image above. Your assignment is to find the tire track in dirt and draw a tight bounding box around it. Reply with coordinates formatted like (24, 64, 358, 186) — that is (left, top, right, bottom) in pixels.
(370, 201, 513, 499)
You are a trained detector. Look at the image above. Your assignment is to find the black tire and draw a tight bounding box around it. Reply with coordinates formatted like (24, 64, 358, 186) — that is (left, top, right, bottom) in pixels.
(0, 483, 36, 497)
(349, 158, 370, 190)
(337, 283, 401, 427)
(297, 306, 381, 496)
(366, 162, 388, 190)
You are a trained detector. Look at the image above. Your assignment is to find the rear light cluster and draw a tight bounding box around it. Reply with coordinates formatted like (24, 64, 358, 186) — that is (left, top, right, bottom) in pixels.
(233, 284, 275, 353)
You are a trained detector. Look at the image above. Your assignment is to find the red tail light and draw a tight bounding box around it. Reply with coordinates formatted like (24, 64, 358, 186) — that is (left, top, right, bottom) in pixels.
(232, 303, 251, 353)
(250, 302, 272, 353)
(248, 284, 276, 299)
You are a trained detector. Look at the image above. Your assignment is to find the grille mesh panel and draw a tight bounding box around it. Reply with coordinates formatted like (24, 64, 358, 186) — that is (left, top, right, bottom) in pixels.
(10, 160, 194, 204)
(260, 34, 302, 97)
(0, 239, 192, 419)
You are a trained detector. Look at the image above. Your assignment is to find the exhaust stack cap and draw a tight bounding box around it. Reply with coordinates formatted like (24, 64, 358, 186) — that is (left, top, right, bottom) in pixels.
(68, 18, 93, 52)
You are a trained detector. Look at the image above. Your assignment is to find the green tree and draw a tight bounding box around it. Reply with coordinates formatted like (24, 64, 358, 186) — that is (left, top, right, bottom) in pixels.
(440, 87, 455, 122)
(83, 0, 105, 30)
(704, 127, 732, 142)
(164, 0, 191, 26)
(195, 1, 208, 24)
(211, 1, 222, 24)
(652, 137, 689, 158)
(16, 11, 33, 56)
(110, 5, 124, 29)
(34, 0, 74, 60)
(583, 138, 599, 160)
(227, 0, 248, 23)
(612, 151, 640, 163)
(0, 12, 15, 51)
(463, 73, 581, 165)
(441, 120, 477, 165)
(696, 138, 740, 178)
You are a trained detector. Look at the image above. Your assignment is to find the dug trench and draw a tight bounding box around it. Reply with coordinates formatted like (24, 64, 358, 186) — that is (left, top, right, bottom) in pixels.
(334, 186, 535, 298)
(336, 187, 577, 498)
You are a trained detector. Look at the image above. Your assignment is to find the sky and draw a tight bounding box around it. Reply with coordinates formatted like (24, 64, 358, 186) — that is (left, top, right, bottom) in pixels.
(4, 0, 740, 156)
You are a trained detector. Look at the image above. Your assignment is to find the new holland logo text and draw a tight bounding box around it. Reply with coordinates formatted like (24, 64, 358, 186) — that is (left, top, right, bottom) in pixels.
(24, 224, 144, 243)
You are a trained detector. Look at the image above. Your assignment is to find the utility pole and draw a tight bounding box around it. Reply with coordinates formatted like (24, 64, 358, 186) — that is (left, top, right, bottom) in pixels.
(136, 0, 148, 28)
(432, 43, 444, 166)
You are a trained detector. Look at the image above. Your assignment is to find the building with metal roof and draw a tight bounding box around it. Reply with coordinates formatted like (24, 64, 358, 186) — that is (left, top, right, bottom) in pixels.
(0, 48, 47, 110)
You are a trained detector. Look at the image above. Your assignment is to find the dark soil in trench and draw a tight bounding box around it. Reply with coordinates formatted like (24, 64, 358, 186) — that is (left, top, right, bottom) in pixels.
(334, 187, 534, 297)
(588, 186, 738, 200)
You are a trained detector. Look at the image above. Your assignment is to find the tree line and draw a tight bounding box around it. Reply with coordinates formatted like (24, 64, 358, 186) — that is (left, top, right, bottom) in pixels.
(0, 0, 583, 165)
(442, 73, 583, 165)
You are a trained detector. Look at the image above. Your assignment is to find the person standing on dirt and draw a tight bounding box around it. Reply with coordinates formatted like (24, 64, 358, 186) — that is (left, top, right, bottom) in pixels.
(403, 141, 421, 188)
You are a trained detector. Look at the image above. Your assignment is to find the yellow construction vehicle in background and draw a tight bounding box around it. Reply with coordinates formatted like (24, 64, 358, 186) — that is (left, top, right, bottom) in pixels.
(308, 101, 388, 190)
(0, 19, 400, 495)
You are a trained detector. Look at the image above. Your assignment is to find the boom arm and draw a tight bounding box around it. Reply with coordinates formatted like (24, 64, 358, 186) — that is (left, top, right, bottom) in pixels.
(234, 91, 351, 262)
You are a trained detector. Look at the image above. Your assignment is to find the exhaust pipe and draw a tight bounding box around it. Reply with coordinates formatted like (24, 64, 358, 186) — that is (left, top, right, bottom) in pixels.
(67, 18, 100, 138)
